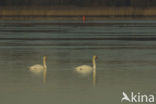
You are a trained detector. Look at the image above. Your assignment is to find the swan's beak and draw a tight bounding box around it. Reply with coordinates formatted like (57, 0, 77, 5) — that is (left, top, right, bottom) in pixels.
(93, 55, 98, 59)
(95, 56, 98, 59)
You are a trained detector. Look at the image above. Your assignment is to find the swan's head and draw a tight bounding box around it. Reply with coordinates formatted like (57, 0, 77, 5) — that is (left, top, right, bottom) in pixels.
(93, 55, 97, 60)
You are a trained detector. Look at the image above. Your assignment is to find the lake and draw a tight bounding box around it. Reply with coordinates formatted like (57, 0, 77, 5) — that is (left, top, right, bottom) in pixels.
(0, 20, 156, 104)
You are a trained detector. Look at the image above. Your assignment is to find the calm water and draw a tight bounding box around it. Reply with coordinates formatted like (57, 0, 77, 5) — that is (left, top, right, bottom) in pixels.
(0, 20, 156, 104)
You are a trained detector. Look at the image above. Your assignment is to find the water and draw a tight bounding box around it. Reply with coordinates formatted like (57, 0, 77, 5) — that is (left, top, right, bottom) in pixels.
(0, 20, 156, 104)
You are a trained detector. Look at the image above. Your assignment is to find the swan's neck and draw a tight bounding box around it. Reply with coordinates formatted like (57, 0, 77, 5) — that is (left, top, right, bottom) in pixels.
(92, 57, 96, 70)
(43, 57, 47, 69)
(43, 56, 47, 84)
(92, 56, 96, 87)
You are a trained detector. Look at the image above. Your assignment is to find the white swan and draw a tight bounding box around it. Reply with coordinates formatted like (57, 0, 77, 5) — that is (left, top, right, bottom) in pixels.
(29, 56, 47, 73)
(29, 56, 47, 83)
(75, 56, 97, 74)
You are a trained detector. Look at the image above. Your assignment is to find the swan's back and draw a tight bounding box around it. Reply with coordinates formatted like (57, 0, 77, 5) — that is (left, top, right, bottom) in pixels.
(29, 64, 44, 73)
(75, 65, 93, 74)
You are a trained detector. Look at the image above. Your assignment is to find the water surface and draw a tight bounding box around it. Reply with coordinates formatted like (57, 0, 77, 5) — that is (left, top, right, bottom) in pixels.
(0, 20, 156, 104)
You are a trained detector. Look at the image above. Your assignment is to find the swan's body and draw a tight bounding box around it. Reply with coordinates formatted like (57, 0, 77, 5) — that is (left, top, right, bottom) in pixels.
(75, 65, 93, 74)
(29, 64, 44, 73)
(75, 56, 97, 75)
(29, 56, 47, 74)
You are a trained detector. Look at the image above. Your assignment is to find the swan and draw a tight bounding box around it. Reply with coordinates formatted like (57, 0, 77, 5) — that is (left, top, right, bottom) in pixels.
(29, 56, 47, 83)
(75, 56, 97, 75)
(29, 56, 47, 73)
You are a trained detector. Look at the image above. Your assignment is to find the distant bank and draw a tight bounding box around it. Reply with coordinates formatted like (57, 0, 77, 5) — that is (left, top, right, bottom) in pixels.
(0, 7, 156, 20)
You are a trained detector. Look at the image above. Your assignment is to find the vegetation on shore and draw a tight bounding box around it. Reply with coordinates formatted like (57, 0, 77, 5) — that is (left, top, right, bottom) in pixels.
(0, 7, 156, 20)
(0, 0, 156, 20)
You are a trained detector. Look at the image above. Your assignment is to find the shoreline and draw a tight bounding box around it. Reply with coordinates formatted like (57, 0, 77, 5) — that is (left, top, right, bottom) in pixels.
(0, 7, 156, 20)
